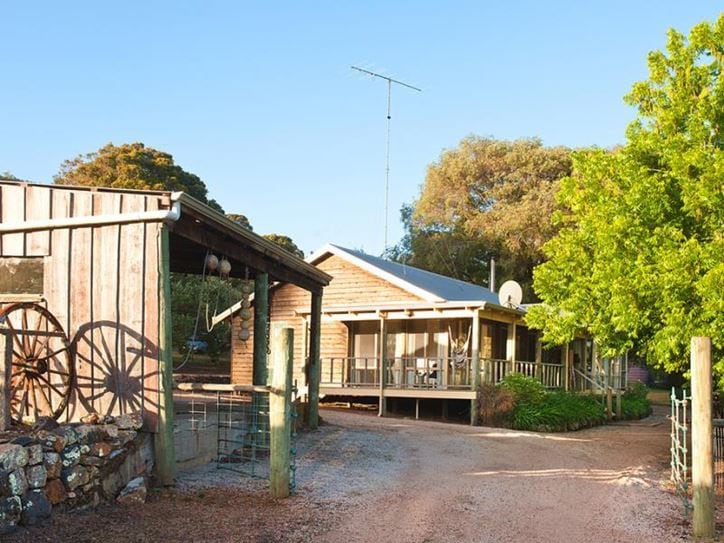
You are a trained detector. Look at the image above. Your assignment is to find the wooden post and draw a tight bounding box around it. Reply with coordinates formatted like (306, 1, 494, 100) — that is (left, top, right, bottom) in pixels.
(269, 326, 293, 499)
(506, 322, 516, 375)
(154, 226, 176, 486)
(306, 291, 322, 429)
(253, 272, 269, 386)
(606, 387, 613, 420)
(378, 317, 387, 417)
(0, 331, 12, 431)
(691, 336, 714, 539)
(470, 310, 480, 425)
(564, 343, 570, 391)
(616, 389, 622, 420)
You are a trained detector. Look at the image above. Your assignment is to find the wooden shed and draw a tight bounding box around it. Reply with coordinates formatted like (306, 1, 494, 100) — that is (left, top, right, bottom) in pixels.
(0, 180, 330, 483)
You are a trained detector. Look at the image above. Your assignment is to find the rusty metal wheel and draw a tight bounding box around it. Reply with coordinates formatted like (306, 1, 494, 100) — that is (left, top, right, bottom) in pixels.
(0, 302, 75, 423)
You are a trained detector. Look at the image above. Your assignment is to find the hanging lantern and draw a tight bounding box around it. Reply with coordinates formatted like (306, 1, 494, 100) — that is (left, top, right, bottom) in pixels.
(205, 254, 219, 272)
(219, 258, 232, 278)
(238, 279, 254, 341)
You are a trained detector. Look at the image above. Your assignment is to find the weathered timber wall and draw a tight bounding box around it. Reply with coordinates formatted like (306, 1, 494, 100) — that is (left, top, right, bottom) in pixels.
(0, 182, 169, 430)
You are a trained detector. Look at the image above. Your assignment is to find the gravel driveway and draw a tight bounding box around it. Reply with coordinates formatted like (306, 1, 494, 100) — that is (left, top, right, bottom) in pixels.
(11, 406, 691, 542)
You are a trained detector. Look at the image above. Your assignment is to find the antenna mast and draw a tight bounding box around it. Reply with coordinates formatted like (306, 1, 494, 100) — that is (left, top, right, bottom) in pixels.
(351, 65, 421, 252)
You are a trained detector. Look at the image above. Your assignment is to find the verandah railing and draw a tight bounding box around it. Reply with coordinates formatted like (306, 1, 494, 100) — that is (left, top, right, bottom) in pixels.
(320, 357, 564, 390)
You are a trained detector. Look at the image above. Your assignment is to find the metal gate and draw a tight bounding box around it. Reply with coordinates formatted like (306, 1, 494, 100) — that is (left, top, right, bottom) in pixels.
(670, 387, 692, 514)
(215, 383, 299, 492)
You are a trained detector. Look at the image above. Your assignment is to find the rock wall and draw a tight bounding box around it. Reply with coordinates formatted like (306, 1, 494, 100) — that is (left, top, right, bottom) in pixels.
(0, 412, 154, 534)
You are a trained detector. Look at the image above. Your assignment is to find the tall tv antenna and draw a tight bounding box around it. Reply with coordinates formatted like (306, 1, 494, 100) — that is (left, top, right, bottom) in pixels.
(351, 65, 421, 252)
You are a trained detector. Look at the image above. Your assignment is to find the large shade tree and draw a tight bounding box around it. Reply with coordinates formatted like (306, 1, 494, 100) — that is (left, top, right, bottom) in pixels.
(389, 137, 572, 298)
(55, 142, 223, 211)
(527, 16, 724, 377)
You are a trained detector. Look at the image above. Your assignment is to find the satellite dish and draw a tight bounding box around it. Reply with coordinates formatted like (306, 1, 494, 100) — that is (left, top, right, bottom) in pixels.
(498, 280, 523, 308)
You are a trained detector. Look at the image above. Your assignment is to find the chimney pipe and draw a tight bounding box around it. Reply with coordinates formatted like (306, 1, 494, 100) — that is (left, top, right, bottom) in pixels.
(489, 258, 496, 293)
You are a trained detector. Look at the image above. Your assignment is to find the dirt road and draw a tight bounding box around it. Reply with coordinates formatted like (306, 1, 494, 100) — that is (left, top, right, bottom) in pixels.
(12, 407, 690, 542)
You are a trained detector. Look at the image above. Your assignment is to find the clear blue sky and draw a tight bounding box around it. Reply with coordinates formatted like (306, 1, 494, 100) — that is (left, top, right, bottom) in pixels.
(1, 2, 719, 256)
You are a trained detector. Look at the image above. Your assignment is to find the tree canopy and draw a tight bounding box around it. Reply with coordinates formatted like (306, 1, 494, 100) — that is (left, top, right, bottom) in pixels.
(263, 234, 304, 258)
(389, 137, 572, 298)
(527, 16, 724, 376)
(54, 142, 223, 211)
(225, 213, 253, 230)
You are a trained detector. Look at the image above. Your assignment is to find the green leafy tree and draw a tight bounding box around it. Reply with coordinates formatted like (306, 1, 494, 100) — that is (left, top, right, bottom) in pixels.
(1, 172, 19, 180)
(226, 213, 253, 230)
(527, 16, 724, 377)
(390, 137, 572, 297)
(54, 142, 223, 211)
(170, 274, 241, 361)
(263, 234, 304, 258)
(385, 204, 495, 286)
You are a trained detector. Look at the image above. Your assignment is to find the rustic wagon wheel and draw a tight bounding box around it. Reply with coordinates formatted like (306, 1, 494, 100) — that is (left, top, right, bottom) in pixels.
(0, 302, 75, 423)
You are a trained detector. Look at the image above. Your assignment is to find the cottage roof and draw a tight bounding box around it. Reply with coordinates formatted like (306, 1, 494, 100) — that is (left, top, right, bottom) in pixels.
(310, 244, 499, 304)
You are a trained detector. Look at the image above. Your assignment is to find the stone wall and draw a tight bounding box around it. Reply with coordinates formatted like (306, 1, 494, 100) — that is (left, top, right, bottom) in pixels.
(0, 412, 154, 534)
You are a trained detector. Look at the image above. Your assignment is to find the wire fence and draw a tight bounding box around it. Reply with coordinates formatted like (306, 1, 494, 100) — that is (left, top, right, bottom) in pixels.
(670, 387, 691, 514)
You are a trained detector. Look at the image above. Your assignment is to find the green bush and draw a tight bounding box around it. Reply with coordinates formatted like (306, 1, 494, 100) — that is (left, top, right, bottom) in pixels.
(511, 391, 606, 432)
(619, 382, 652, 420)
(500, 374, 546, 405)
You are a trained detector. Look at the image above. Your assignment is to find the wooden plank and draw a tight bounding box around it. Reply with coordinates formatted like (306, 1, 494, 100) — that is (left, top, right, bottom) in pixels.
(470, 310, 480, 425)
(154, 226, 176, 485)
(142, 195, 161, 431)
(91, 192, 122, 418)
(269, 325, 293, 499)
(24, 185, 51, 256)
(306, 291, 322, 429)
(1, 184, 26, 256)
(45, 190, 72, 336)
(253, 273, 269, 386)
(117, 195, 146, 419)
(692, 336, 714, 539)
(0, 330, 11, 430)
(64, 191, 94, 422)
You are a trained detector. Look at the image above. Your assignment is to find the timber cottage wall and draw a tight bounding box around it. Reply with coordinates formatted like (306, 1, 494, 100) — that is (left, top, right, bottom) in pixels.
(231, 253, 423, 386)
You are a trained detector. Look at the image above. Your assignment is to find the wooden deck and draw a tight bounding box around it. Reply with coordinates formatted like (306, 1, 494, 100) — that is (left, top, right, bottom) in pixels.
(320, 385, 477, 400)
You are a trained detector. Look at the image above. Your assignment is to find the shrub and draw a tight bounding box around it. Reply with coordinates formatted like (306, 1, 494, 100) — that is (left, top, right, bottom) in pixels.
(499, 374, 546, 405)
(619, 382, 652, 420)
(511, 391, 606, 432)
(477, 383, 515, 427)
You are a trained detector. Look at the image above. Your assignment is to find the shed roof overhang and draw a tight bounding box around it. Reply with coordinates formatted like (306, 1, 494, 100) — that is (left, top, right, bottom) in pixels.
(170, 193, 331, 294)
(0, 181, 330, 294)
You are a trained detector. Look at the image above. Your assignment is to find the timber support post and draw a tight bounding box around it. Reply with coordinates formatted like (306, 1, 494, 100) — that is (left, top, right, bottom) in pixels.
(616, 389, 622, 420)
(253, 272, 269, 386)
(0, 331, 11, 431)
(470, 309, 480, 425)
(269, 325, 293, 499)
(378, 316, 387, 417)
(691, 336, 714, 539)
(306, 291, 322, 429)
(155, 227, 176, 486)
(606, 387, 613, 420)
(506, 322, 516, 375)
(564, 344, 571, 391)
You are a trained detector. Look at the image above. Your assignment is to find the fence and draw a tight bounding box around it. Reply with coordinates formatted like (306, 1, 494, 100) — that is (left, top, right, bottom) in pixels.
(175, 381, 298, 496)
(670, 387, 691, 513)
(321, 356, 564, 390)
